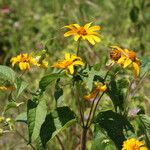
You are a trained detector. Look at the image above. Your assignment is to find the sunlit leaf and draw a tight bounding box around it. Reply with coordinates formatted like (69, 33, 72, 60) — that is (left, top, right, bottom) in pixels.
(27, 99, 47, 143)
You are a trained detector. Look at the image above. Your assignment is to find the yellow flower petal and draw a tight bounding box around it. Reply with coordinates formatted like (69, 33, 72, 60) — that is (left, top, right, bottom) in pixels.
(84, 22, 92, 29)
(85, 36, 95, 45)
(133, 62, 140, 77)
(88, 25, 101, 31)
(90, 35, 101, 42)
(74, 35, 81, 41)
(64, 31, 76, 37)
(123, 59, 132, 68)
(68, 65, 74, 74)
(117, 56, 126, 64)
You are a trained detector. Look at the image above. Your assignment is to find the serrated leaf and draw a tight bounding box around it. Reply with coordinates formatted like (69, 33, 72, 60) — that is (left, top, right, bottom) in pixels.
(39, 73, 66, 92)
(91, 125, 117, 150)
(38, 106, 76, 149)
(0, 65, 16, 85)
(27, 99, 47, 143)
(16, 112, 27, 123)
(94, 110, 134, 149)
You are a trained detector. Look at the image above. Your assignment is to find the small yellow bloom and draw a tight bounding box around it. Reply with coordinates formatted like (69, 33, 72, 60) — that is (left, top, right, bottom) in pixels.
(64, 22, 101, 45)
(84, 82, 107, 101)
(122, 138, 149, 150)
(110, 46, 141, 77)
(52, 53, 85, 74)
(0, 85, 15, 91)
(10, 53, 38, 70)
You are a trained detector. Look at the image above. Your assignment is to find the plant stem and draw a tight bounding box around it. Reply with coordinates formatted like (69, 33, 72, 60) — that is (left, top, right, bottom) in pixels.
(85, 92, 99, 128)
(88, 92, 105, 127)
(16, 130, 36, 150)
(81, 127, 88, 150)
(77, 38, 81, 56)
(56, 135, 65, 150)
(75, 84, 84, 127)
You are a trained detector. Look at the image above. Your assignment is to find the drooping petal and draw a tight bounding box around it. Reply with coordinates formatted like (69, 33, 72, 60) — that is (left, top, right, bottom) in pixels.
(90, 35, 101, 42)
(85, 35, 95, 45)
(133, 62, 140, 77)
(74, 35, 81, 41)
(19, 62, 29, 70)
(68, 65, 74, 74)
(117, 56, 126, 64)
(123, 59, 132, 68)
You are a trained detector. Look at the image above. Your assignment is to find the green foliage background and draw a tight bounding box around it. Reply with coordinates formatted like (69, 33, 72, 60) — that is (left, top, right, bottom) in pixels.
(0, 0, 150, 149)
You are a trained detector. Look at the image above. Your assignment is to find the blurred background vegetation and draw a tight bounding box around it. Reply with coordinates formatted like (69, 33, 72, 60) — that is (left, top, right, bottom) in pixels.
(0, 0, 150, 149)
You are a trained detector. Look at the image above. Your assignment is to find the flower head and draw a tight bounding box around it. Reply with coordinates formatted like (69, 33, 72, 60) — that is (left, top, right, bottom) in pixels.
(10, 53, 38, 70)
(52, 53, 85, 74)
(84, 82, 107, 101)
(64, 22, 101, 45)
(110, 46, 141, 77)
(122, 138, 149, 150)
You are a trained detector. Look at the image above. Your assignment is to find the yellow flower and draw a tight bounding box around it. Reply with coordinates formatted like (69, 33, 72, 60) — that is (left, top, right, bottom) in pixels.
(110, 46, 141, 77)
(52, 53, 85, 74)
(0, 85, 15, 91)
(84, 82, 107, 101)
(122, 138, 149, 150)
(64, 22, 101, 45)
(10, 53, 38, 70)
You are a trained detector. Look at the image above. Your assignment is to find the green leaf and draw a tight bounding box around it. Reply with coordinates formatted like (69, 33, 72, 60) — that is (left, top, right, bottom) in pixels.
(0, 65, 16, 85)
(107, 77, 128, 111)
(94, 110, 134, 149)
(16, 112, 27, 123)
(39, 73, 66, 92)
(137, 115, 150, 147)
(91, 125, 117, 150)
(130, 6, 139, 23)
(38, 106, 76, 149)
(27, 99, 47, 143)
(54, 80, 63, 102)
(14, 78, 28, 98)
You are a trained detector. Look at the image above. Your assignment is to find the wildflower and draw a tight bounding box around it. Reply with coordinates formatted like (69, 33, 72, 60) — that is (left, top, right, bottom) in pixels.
(84, 82, 107, 101)
(110, 46, 141, 77)
(52, 53, 84, 74)
(10, 53, 38, 70)
(64, 22, 101, 45)
(122, 138, 149, 150)
(0, 85, 15, 91)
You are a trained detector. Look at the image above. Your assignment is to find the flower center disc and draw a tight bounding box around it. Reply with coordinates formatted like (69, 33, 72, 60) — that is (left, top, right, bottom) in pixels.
(77, 27, 87, 35)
